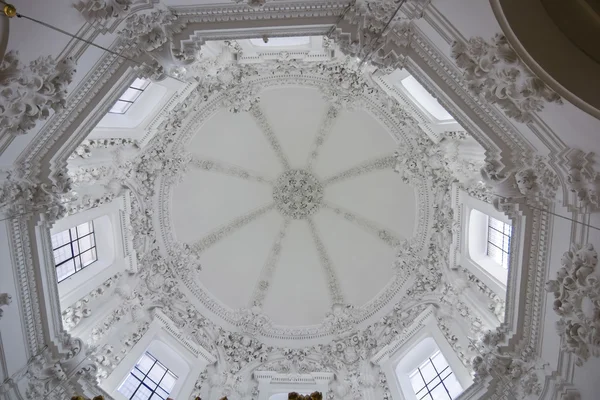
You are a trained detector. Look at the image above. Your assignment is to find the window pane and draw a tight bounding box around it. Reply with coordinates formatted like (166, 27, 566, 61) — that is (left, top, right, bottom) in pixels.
(488, 217, 504, 231)
(78, 235, 94, 252)
(53, 246, 72, 264)
(410, 371, 425, 392)
(120, 87, 143, 102)
(137, 354, 155, 374)
(419, 362, 437, 384)
(156, 387, 170, 398)
(119, 374, 141, 398)
(56, 259, 75, 281)
(51, 231, 70, 249)
(77, 221, 93, 236)
(110, 100, 131, 114)
(488, 228, 504, 245)
(431, 352, 449, 371)
(430, 383, 450, 400)
(74, 255, 82, 271)
(131, 78, 150, 90)
(132, 384, 152, 400)
(147, 364, 166, 383)
(142, 377, 158, 391)
(443, 374, 463, 399)
(502, 236, 511, 252)
(159, 372, 176, 392)
(122, 353, 176, 400)
(80, 248, 97, 267)
(132, 368, 145, 380)
(487, 244, 503, 265)
(427, 376, 441, 390)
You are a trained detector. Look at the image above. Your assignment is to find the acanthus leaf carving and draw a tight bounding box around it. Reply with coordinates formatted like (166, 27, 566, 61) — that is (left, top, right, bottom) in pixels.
(470, 329, 543, 397)
(564, 150, 600, 213)
(118, 10, 179, 55)
(451, 33, 561, 123)
(481, 155, 558, 210)
(546, 243, 600, 366)
(0, 51, 76, 137)
(0, 171, 72, 222)
(74, 0, 144, 30)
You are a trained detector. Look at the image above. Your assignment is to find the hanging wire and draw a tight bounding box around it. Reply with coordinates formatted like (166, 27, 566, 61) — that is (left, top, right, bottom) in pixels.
(326, 1, 355, 38)
(0, 0, 187, 82)
(359, 0, 407, 68)
(1, 2, 598, 231)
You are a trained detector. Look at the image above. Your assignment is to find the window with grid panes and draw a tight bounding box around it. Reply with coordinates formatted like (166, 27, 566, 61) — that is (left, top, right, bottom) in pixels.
(51, 221, 97, 282)
(109, 78, 150, 114)
(409, 350, 463, 400)
(486, 216, 511, 269)
(118, 353, 178, 400)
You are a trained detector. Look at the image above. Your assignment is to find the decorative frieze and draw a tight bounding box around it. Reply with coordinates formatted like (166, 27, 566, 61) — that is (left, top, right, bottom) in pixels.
(546, 243, 599, 366)
(69, 138, 139, 159)
(451, 34, 561, 124)
(0, 51, 76, 137)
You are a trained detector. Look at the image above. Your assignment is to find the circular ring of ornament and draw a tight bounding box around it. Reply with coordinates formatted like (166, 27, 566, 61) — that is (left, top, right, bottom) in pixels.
(273, 170, 324, 219)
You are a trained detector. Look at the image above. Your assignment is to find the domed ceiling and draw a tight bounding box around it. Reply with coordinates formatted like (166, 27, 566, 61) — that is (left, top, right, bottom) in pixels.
(147, 63, 444, 340)
(168, 86, 418, 327)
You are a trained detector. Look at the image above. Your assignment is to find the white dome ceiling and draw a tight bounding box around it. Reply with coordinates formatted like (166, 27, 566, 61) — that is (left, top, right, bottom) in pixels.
(162, 85, 423, 331)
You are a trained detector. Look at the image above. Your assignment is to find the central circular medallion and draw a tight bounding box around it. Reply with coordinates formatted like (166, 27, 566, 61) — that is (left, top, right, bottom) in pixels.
(273, 170, 324, 219)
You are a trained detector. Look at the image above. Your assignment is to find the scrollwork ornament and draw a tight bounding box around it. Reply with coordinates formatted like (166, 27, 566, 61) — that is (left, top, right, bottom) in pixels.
(0, 51, 76, 137)
(0, 171, 71, 222)
(546, 243, 600, 366)
(118, 10, 178, 54)
(451, 33, 561, 123)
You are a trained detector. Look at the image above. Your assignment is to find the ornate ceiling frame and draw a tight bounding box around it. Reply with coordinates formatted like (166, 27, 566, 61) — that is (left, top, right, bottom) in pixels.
(153, 72, 432, 340)
(0, 0, 568, 398)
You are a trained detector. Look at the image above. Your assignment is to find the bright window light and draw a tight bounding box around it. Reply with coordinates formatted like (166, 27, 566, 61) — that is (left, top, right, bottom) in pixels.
(409, 350, 463, 400)
(401, 76, 453, 122)
(109, 78, 150, 115)
(118, 353, 178, 400)
(487, 217, 512, 269)
(52, 221, 98, 282)
(250, 36, 310, 47)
